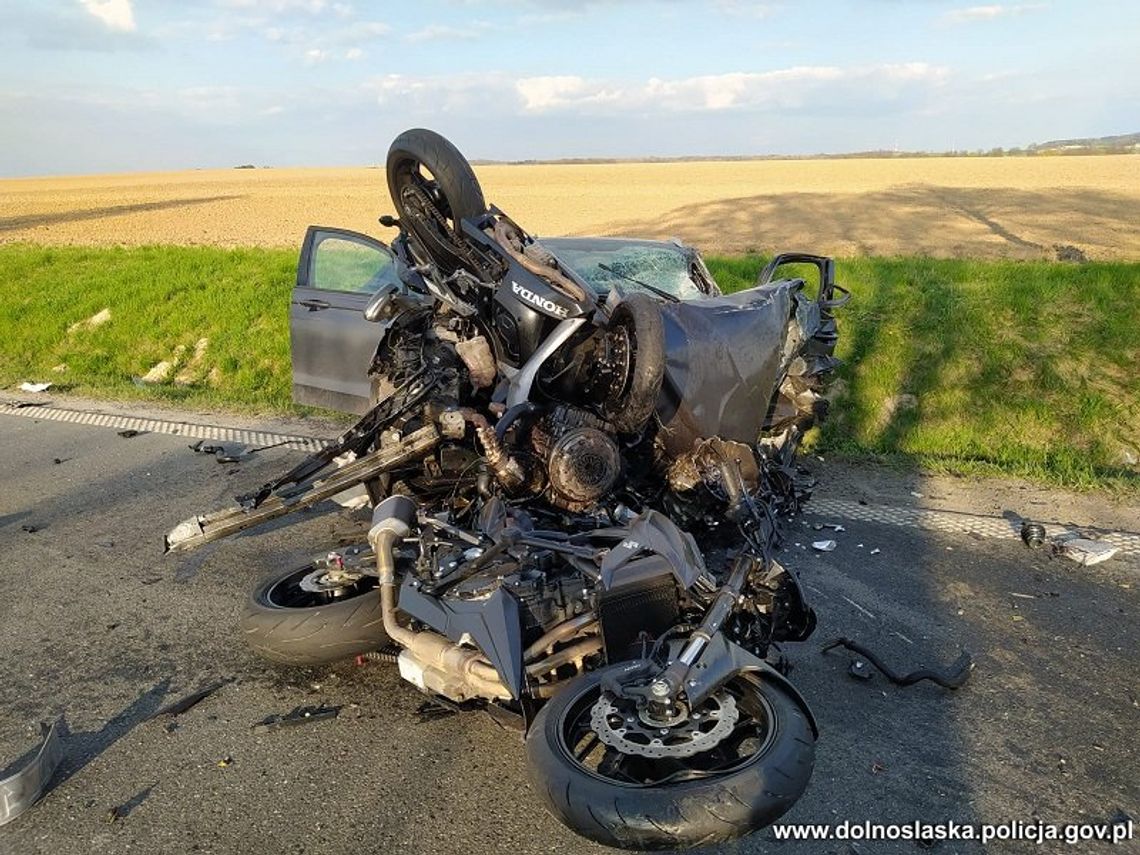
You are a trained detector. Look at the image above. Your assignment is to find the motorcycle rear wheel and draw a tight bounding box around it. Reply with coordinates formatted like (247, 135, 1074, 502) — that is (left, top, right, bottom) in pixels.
(525, 666, 814, 850)
(386, 128, 486, 274)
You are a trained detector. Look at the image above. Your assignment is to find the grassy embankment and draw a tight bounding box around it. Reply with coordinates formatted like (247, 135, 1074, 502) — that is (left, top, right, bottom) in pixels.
(0, 244, 1136, 489)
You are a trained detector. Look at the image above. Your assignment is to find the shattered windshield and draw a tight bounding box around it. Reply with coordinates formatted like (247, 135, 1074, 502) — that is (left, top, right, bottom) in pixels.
(540, 238, 715, 302)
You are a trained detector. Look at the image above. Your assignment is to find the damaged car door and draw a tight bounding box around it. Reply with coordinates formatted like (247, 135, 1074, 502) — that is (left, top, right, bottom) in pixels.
(290, 226, 403, 414)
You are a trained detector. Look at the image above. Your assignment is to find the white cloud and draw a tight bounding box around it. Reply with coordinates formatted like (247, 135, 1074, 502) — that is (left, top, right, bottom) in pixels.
(304, 47, 327, 64)
(221, 0, 330, 13)
(940, 4, 1046, 25)
(713, 1, 775, 18)
(345, 47, 362, 60)
(404, 22, 494, 43)
(78, 0, 135, 32)
(516, 64, 949, 113)
(329, 20, 389, 44)
(516, 76, 623, 111)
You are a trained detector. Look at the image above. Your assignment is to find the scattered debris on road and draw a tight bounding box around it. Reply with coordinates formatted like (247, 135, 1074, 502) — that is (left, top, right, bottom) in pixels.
(252, 704, 342, 733)
(21, 524, 40, 533)
(0, 717, 66, 826)
(1057, 537, 1119, 566)
(812, 539, 838, 552)
(117, 429, 145, 439)
(188, 438, 289, 464)
(18, 382, 52, 393)
(822, 637, 973, 690)
(147, 680, 230, 719)
(1021, 521, 1048, 549)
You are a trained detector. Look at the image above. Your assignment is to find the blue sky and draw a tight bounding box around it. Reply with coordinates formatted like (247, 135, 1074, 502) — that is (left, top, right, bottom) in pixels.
(1, 0, 1137, 175)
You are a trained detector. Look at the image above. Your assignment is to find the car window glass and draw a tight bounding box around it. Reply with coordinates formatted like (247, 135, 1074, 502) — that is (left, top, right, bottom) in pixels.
(311, 235, 397, 294)
(544, 243, 708, 301)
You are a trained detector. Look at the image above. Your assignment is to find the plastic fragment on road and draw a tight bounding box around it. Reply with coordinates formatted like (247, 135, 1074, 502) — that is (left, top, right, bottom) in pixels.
(0, 718, 65, 826)
(147, 680, 230, 719)
(811, 540, 837, 552)
(1059, 538, 1118, 566)
(18, 382, 52, 393)
(251, 704, 342, 733)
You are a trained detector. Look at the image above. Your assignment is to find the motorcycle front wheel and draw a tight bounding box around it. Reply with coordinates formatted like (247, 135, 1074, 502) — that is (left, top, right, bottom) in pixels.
(525, 665, 815, 850)
(240, 550, 387, 666)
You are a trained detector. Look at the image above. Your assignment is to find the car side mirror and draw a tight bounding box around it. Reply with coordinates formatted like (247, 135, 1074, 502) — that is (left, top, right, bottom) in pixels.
(364, 283, 400, 322)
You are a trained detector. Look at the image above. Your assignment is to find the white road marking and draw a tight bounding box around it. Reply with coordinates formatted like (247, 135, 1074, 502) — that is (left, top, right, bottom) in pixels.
(0, 401, 328, 452)
(809, 497, 1140, 558)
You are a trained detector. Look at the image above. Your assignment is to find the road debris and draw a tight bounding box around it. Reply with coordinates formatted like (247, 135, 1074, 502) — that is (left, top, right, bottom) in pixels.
(147, 680, 230, 719)
(21, 524, 40, 533)
(189, 438, 289, 464)
(822, 637, 973, 689)
(18, 382, 52, 393)
(870, 547, 881, 555)
(812, 540, 837, 552)
(117, 429, 145, 439)
(1058, 538, 1118, 566)
(0, 717, 66, 826)
(217, 756, 233, 768)
(848, 659, 873, 680)
(252, 704, 342, 733)
(1020, 521, 1047, 549)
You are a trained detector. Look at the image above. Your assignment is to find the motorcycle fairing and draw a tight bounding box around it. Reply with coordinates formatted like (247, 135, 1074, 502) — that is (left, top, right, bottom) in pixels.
(593, 510, 708, 591)
(398, 574, 527, 699)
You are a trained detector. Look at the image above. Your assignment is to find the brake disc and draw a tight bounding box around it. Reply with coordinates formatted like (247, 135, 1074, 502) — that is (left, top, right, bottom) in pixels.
(589, 690, 738, 759)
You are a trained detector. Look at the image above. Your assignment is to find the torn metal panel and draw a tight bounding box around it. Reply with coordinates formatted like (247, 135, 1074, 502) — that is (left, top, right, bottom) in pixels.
(0, 718, 65, 826)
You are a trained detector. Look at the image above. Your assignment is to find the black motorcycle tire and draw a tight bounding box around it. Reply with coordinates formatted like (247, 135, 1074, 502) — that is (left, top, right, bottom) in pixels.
(240, 562, 387, 666)
(605, 293, 665, 434)
(387, 128, 486, 235)
(526, 669, 815, 850)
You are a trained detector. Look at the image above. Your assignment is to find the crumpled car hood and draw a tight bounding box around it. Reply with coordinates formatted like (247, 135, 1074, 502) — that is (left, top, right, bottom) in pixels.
(655, 280, 819, 454)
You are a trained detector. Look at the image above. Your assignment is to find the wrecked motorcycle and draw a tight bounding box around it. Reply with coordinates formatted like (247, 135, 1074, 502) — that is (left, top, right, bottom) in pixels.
(166, 129, 847, 849)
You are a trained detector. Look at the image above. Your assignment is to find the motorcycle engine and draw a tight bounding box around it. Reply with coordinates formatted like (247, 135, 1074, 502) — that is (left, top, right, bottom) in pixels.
(531, 406, 622, 511)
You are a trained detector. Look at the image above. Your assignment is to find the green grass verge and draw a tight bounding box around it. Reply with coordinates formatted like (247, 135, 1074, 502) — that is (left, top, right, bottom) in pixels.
(1, 243, 1137, 489)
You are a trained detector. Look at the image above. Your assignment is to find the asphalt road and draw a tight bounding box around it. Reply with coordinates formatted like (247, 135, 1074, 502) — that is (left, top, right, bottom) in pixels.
(1, 404, 1137, 854)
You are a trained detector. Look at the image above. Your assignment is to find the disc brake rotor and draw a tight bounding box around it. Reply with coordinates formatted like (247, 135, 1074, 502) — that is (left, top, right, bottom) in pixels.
(589, 690, 738, 759)
(298, 568, 363, 595)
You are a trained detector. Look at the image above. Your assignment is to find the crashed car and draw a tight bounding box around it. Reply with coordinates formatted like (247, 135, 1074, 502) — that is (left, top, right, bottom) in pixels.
(166, 129, 848, 850)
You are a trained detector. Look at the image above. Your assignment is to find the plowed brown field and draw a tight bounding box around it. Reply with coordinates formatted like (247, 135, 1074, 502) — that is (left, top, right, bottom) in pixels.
(3, 155, 1138, 259)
